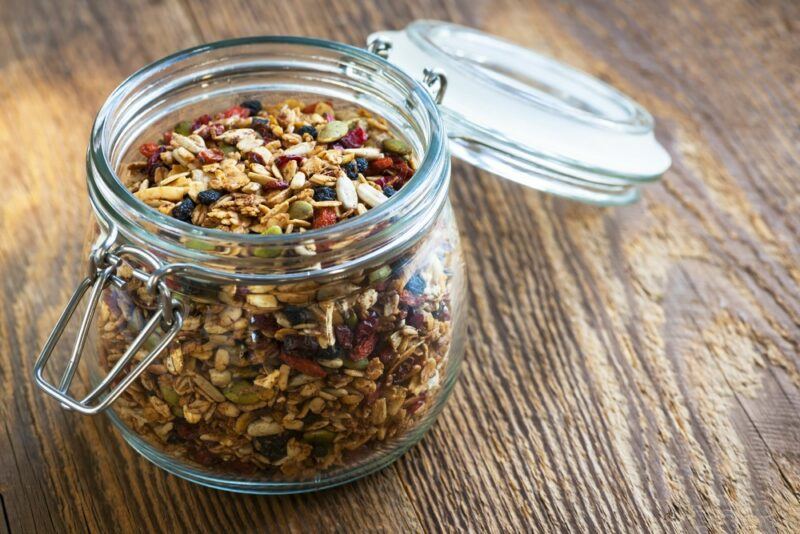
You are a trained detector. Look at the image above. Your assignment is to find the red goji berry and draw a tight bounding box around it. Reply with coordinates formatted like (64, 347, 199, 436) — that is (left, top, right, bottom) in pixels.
(138, 142, 160, 158)
(221, 105, 251, 118)
(370, 157, 394, 173)
(312, 207, 337, 229)
(279, 353, 327, 377)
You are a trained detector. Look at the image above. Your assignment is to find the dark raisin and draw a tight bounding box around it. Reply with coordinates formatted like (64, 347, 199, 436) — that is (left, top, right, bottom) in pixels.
(282, 335, 319, 357)
(171, 197, 195, 223)
(197, 189, 224, 205)
(283, 305, 312, 325)
(382, 186, 396, 197)
(311, 442, 331, 458)
(251, 117, 272, 138)
(297, 125, 318, 139)
(254, 434, 291, 461)
(316, 345, 342, 360)
(343, 160, 360, 180)
(313, 186, 336, 201)
(405, 273, 426, 295)
(355, 157, 368, 173)
(240, 99, 262, 115)
(334, 324, 353, 349)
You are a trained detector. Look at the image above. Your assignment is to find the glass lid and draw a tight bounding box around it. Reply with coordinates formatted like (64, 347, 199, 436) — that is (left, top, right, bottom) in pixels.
(368, 21, 671, 205)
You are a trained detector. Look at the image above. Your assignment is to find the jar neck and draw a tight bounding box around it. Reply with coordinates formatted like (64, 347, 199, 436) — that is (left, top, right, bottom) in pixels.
(86, 37, 448, 282)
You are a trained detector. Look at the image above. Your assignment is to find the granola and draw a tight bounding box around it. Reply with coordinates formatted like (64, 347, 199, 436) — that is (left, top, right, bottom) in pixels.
(124, 99, 415, 235)
(97, 98, 457, 478)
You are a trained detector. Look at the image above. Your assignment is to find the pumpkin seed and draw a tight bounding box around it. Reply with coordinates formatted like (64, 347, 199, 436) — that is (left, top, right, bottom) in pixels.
(382, 138, 411, 155)
(223, 380, 262, 404)
(317, 121, 349, 143)
(289, 200, 314, 220)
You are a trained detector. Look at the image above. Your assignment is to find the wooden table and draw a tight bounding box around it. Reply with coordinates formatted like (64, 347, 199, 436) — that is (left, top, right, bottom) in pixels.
(2, 0, 798, 532)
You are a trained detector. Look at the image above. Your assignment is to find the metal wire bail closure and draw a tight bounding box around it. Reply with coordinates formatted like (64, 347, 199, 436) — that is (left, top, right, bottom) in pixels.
(33, 226, 184, 415)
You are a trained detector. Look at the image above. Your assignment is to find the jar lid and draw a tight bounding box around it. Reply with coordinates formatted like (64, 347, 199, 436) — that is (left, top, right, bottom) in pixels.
(368, 21, 671, 205)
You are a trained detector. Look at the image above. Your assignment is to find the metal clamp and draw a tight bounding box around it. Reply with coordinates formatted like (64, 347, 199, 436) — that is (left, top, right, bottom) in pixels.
(33, 227, 184, 415)
(366, 36, 448, 105)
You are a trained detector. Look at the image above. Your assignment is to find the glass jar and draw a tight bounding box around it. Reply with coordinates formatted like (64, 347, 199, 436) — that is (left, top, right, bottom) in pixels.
(35, 36, 466, 493)
(35, 22, 670, 494)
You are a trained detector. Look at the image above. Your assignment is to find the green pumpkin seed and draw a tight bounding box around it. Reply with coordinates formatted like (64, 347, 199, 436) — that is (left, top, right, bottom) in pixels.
(343, 358, 370, 370)
(368, 265, 392, 283)
(159, 384, 180, 406)
(317, 121, 349, 143)
(174, 120, 193, 136)
(185, 238, 215, 251)
(382, 138, 411, 155)
(223, 380, 262, 404)
(219, 143, 237, 154)
(289, 200, 313, 220)
(303, 429, 336, 444)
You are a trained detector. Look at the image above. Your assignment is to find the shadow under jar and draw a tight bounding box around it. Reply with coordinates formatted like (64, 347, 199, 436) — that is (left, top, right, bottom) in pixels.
(34, 37, 467, 494)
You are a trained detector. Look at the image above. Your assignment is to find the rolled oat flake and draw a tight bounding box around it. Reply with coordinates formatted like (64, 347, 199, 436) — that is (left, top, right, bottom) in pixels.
(368, 20, 671, 205)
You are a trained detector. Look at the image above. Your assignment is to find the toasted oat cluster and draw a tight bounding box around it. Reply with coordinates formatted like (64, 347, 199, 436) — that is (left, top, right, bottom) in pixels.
(124, 99, 415, 235)
(99, 98, 457, 479)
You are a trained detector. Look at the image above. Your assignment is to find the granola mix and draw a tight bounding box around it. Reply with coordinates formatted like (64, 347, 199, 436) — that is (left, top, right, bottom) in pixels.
(98, 98, 458, 478)
(124, 99, 415, 235)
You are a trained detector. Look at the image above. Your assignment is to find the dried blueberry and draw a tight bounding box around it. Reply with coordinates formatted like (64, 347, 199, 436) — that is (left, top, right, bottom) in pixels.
(240, 99, 262, 115)
(297, 125, 318, 139)
(254, 434, 291, 461)
(283, 306, 312, 325)
(313, 186, 336, 201)
(343, 160, 360, 180)
(197, 189, 224, 205)
(355, 157, 368, 174)
(405, 273, 426, 295)
(382, 186, 396, 197)
(171, 197, 195, 223)
(316, 345, 342, 360)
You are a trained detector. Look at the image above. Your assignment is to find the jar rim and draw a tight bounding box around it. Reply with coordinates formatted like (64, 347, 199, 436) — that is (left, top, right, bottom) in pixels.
(87, 35, 448, 276)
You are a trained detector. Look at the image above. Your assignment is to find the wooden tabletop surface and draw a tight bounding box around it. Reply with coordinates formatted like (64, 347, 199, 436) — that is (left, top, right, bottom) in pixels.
(1, 0, 799, 532)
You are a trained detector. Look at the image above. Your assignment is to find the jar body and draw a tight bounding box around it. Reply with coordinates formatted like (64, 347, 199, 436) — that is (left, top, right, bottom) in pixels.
(89, 198, 465, 492)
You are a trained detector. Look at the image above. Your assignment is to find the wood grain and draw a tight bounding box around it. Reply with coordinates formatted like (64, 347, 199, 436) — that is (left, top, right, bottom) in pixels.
(0, 0, 798, 532)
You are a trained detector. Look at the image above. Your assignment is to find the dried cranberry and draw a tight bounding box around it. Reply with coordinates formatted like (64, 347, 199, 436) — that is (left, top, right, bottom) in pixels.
(339, 126, 367, 148)
(191, 114, 212, 131)
(279, 353, 327, 377)
(197, 148, 224, 164)
(252, 117, 272, 138)
(350, 331, 377, 361)
(138, 142, 160, 158)
(400, 290, 424, 307)
(334, 325, 353, 349)
(189, 446, 219, 467)
(246, 151, 266, 165)
(145, 146, 166, 177)
(275, 154, 303, 168)
(406, 308, 425, 330)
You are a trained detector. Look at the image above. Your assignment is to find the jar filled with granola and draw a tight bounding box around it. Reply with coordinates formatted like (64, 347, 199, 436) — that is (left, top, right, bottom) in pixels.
(35, 23, 669, 493)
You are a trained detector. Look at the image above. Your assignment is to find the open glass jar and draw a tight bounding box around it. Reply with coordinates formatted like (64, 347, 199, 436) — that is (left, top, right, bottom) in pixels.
(34, 22, 669, 494)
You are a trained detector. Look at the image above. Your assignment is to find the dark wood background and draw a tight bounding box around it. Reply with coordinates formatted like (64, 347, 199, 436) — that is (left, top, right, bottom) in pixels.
(1, 0, 798, 532)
